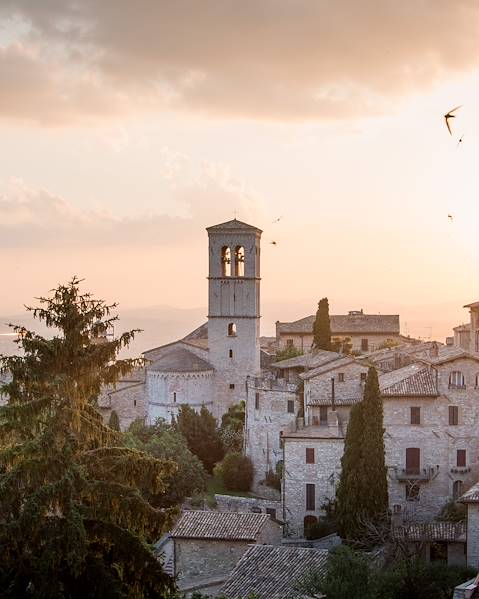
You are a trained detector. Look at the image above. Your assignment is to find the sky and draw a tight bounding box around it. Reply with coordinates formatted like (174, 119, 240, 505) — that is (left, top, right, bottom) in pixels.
(1, 1, 479, 344)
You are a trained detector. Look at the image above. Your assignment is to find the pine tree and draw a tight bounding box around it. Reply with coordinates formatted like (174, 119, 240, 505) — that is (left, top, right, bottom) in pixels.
(312, 298, 332, 351)
(335, 367, 388, 542)
(0, 278, 178, 597)
(108, 409, 121, 431)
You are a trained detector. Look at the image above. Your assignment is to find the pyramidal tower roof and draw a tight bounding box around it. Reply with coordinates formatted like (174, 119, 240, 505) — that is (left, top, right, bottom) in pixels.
(206, 218, 262, 234)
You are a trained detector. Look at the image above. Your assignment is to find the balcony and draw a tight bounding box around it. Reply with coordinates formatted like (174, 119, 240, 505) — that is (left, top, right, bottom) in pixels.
(450, 466, 471, 475)
(394, 465, 439, 482)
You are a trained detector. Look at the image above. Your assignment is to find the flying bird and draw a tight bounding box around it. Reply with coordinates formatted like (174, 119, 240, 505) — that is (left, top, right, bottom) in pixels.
(272, 216, 282, 223)
(444, 105, 462, 135)
(448, 214, 454, 222)
(270, 241, 277, 245)
(457, 135, 464, 147)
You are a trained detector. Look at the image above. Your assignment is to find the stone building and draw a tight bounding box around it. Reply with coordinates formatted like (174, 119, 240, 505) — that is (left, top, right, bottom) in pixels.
(454, 301, 479, 353)
(105, 219, 263, 429)
(170, 510, 282, 595)
(460, 481, 479, 569)
(279, 344, 479, 536)
(276, 309, 401, 354)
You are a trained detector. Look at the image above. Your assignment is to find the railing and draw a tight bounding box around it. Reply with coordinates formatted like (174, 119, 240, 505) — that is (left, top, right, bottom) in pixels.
(394, 465, 439, 481)
(451, 466, 471, 474)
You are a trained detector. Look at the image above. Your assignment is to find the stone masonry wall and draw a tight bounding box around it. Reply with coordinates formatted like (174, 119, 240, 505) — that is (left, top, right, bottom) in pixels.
(466, 504, 479, 569)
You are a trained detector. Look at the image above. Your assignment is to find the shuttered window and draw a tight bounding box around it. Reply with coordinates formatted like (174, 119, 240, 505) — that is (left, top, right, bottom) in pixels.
(449, 406, 459, 425)
(410, 407, 421, 425)
(306, 483, 315, 511)
(306, 448, 315, 464)
(457, 449, 466, 467)
(406, 448, 420, 475)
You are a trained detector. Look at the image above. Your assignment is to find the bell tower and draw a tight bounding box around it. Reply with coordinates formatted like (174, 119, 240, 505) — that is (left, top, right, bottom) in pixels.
(206, 219, 262, 416)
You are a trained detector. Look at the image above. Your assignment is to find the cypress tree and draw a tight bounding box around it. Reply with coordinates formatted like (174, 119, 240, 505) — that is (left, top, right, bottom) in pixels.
(312, 298, 332, 351)
(335, 366, 388, 541)
(108, 409, 121, 431)
(0, 278, 178, 597)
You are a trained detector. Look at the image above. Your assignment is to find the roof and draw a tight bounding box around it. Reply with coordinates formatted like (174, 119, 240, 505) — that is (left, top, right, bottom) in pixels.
(380, 364, 438, 397)
(206, 218, 262, 234)
(392, 522, 466, 542)
(301, 356, 357, 380)
(277, 313, 400, 335)
(272, 350, 343, 370)
(143, 322, 209, 360)
(171, 511, 273, 541)
(418, 346, 479, 365)
(148, 347, 213, 373)
(460, 482, 479, 503)
(220, 544, 329, 599)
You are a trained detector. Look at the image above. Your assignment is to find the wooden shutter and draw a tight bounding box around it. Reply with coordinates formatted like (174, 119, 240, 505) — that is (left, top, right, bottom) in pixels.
(449, 406, 459, 425)
(406, 448, 420, 474)
(306, 448, 315, 464)
(306, 484, 315, 510)
(410, 407, 420, 425)
(457, 449, 466, 467)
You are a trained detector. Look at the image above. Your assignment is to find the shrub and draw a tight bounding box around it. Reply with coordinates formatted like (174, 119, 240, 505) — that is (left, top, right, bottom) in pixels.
(437, 500, 466, 523)
(305, 518, 336, 540)
(265, 469, 281, 491)
(221, 453, 254, 492)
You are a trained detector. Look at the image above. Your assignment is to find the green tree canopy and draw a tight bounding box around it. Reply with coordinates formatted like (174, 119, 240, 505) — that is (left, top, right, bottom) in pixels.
(335, 366, 388, 542)
(220, 401, 245, 452)
(175, 405, 225, 473)
(312, 298, 332, 351)
(125, 419, 207, 505)
(0, 278, 178, 598)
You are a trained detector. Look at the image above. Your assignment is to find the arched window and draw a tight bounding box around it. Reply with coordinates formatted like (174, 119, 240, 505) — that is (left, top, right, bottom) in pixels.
(228, 323, 237, 336)
(221, 246, 231, 277)
(453, 480, 464, 500)
(234, 246, 245, 277)
(449, 371, 465, 389)
(304, 515, 318, 536)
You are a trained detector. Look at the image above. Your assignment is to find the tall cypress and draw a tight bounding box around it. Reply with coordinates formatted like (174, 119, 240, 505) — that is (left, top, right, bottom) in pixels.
(312, 298, 332, 351)
(335, 366, 388, 541)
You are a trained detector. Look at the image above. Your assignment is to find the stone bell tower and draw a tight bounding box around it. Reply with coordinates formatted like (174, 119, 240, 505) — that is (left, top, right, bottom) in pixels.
(206, 219, 262, 416)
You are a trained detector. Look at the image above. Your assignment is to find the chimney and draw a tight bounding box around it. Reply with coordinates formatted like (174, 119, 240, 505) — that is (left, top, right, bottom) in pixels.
(430, 341, 439, 358)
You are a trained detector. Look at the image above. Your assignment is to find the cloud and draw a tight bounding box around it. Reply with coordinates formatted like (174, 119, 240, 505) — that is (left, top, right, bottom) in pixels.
(0, 163, 264, 247)
(1, 1, 479, 123)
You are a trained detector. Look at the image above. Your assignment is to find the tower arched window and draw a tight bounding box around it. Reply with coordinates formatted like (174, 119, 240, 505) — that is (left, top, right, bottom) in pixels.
(228, 323, 237, 336)
(449, 371, 465, 389)
(221, 246, 231, 277)
(453, 480, 464, 500)
(234, 246, 245, 277)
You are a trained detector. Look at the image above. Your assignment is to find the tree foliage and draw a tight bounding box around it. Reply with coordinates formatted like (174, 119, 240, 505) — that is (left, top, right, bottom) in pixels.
(220, 401, 245, 452)
(336, 367, 388, 542)
(312, 298, 332, 351)
(275, 346, 304, 362)
(221, 452, 254, 492)
(125, 418, 207, 506)
(0, 278, 177, 598)
(108, 409, 121, 432)
(175, 405, 225, 473)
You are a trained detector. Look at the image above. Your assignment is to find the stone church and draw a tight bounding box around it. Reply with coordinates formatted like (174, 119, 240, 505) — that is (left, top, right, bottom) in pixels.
(100, 218, 263, 428)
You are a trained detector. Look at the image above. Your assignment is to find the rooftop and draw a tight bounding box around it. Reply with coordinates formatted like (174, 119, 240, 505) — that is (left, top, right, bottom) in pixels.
(171, 510, 274, 541)
(301, 356, 357, 381)
(460, 482, 479, 503)
(392, 521, 466, 542)
(206, 218, 262, 234)
(272, 349, 343, 370)
(380, 364, 438, 397)
(220, 544, 328, 599)
(277, 313, 400, 335)
(148, 347, 213, 373)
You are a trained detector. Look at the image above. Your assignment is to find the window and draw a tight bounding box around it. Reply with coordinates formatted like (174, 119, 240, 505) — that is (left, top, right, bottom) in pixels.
(234, 246, 245, 277)
(360, 372, 367, 382)
(405, 448, 420, 475)
(361, 338, 369, 352)
(338, 373, 345, 382)
(306, 484, 315, 510)
(221, 246, 231, 277)
(266, 508, 277, 519)
(229, 383, 235, 390)
(228, 322, 237, 336)
(406, 481, 420, 502)
(453, 480, 464, 500)
(287, 399, 295, 414)
(306, 448, 315, 464)
(449, 370, 465, 389)
(255, 392, 260, 410)
(476, 374, 479, 388)
(133, 399, 137, 407)
(173, 392, 177, 403)
(319, 406, 328, 425)
(229, 349, 233, 358)
(410, 407, 421, 425)
(457, 449, 466, 467)
(449, 405, 459, 425)
(286, 339, 294, 349)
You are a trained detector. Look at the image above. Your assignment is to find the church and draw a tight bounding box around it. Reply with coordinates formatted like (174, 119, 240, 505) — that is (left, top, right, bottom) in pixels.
(100, 218, 263, 428)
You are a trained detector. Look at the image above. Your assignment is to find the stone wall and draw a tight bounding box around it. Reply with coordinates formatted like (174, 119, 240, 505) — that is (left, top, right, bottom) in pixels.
(100, 380, 147, 431)
(214, 494, 282, 520)
(277, 332, 401, 353)
(466, 504, 479, 569)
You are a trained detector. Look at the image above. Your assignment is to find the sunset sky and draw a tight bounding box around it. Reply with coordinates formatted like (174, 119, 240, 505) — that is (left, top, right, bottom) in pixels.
(2, 1, 479, 342)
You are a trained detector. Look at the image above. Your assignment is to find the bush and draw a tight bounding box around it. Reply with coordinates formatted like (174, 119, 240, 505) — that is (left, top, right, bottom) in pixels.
(437, 500, 466, 523)
(305, 518, 336, 540)
(221, 453, 254, 492)
(265, 469, 281, 491)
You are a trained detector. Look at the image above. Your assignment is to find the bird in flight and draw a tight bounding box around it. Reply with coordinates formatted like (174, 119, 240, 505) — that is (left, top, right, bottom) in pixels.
(457, 135, 464, 147)
(270, 241, 277, 245)
(444, 105, 462, 135)
(448, 214, 454, 222)
(272, 216, 282, 223)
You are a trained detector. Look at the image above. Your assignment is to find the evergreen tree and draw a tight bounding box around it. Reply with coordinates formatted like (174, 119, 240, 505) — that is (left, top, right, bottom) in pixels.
(335, 367, 388, 541)
(312, 298, 332, 350)
(220, 401, 245, 452)
(108, 409, 121, 431)
(176, 405, 225, 473)
(0, 278, 178, 598)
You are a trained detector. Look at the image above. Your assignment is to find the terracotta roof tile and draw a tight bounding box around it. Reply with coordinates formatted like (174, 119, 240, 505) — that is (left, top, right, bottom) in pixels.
(392, 522, 466, 542)
(277, 314, 400, 335)
(171, 511, 272, 541)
